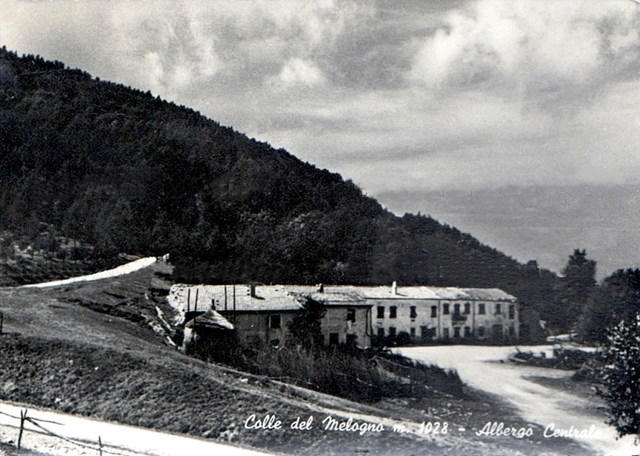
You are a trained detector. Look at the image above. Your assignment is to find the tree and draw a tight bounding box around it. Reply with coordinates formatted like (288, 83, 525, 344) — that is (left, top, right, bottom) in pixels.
(96, 198, 137, 254)
(287, 297, 326, 347)
(598, 313, 640, 438)
(580, 269, 640, 343)
(551, 249, 596, 332)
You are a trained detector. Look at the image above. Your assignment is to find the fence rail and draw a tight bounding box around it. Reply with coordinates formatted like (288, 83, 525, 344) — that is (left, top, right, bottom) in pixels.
(0, 407, 132, 456)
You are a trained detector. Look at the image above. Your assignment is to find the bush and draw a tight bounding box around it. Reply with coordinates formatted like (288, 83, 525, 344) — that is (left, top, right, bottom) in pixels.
(192, 338, 462, 403)
(598, 314, 640, 438)
(552, 347, 595, 370)
(396, 332, 412, 346)
(366, 348, 464, 396)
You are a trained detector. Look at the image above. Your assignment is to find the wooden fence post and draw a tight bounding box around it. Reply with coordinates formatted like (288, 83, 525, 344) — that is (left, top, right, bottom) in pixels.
(17, 409, 27, 449)
(0, 311, 3, 334)
(98, 436, 103, 456)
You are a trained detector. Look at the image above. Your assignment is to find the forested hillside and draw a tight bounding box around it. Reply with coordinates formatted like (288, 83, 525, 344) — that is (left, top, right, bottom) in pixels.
(0, 47, 558, 328)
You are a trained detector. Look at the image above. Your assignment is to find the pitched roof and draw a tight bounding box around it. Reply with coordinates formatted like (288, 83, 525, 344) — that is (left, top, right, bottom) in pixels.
(185, 310, 234, 330)
(459, 288, 517, 301)
(320, 285, 461, 300)
(169, 284, 304, 312)
(319, 285, 516, 301)
(168, 284, 516, 314)
(285, 285, 371, 306)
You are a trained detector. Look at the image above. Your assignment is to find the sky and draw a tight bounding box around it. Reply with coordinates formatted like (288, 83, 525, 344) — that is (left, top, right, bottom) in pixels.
(1, 0, 640, 276)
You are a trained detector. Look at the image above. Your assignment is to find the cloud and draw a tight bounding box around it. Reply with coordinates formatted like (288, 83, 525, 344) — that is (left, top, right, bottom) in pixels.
(0, 0, 366, 98)
(1, 0, 640, 198)
(409, 0, 640, 105)
(269, 58, 326, 88)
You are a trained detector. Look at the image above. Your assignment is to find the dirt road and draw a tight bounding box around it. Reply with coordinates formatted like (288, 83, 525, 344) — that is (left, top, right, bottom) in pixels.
(20, 258, 158, 289)
(396, 345, 639, 456)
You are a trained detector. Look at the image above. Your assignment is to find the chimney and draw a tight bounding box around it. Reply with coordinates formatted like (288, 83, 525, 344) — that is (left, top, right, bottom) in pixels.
(392, 281, 398, 295)
(317, 283, 324, 293)
(249, 284, 256, 298)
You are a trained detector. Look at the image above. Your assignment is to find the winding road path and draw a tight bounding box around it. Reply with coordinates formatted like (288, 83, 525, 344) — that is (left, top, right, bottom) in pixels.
(19, 257, 158, 289)
(396, 345, 638, 456)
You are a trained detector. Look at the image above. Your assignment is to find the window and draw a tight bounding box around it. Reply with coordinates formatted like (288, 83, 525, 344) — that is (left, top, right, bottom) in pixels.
(464, 326, 471, 337)
(410, 327, 416, 338)
(377, 306, 384, 319)
(377, 327, 385, 338)
(478, 326, 485, 337)
(454, 303, 460, 315)
(495, 303, 502, 315)
(389, 306, 397, 319)
(478, 303, 486, 315)
(453, 327, 461, 338)
(443, 328, 450, 339)
(508, 304, 515, 319)
(329, 333, 339, 345)
(443, 304, 450, 315)
(389, 327, 396, 337)
(346, 334, 358, 346)
(508, 326, 515, 337)
(269, 315, 281, 329)
(410, 306, 417, 319)
(346, 308, 356, 322)
(421, 326, 436, 340)
(431, 305, 437, 318)
(464, 303, 471, 314)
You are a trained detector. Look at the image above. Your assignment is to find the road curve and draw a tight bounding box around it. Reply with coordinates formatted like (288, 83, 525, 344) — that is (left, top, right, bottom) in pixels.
(395, 345, 638, 456)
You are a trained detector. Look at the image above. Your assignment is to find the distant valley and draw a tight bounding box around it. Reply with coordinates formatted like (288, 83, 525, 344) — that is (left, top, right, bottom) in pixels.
(377, 184, 640, 279)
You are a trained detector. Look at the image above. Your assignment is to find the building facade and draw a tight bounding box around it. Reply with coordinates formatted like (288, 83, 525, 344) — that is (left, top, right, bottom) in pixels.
(359, 285, 519, 343)
(290, 288, 372, 347)
(168, 283, 518, 347)
(168, 284, 373, 348)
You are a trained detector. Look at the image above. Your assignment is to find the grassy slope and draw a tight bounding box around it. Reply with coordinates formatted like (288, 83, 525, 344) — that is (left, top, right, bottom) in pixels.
(0, 267, 587, 456)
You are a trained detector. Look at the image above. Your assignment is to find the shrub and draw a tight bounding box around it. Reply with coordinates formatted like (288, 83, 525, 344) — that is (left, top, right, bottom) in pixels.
(598, 314, 640, 438)
(552, 347, 595, 369)
(396, 332, 412, 346)
(192, 338, 462, 403)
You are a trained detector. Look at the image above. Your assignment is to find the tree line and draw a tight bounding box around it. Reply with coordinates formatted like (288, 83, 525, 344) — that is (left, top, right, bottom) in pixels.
(0, 46, 560, 328)
(550, 249, 639, 439)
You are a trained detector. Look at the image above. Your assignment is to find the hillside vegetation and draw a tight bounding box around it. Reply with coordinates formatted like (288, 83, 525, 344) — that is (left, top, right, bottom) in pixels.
(0, 228, 124, 287)
(0, 47, 557, 328)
